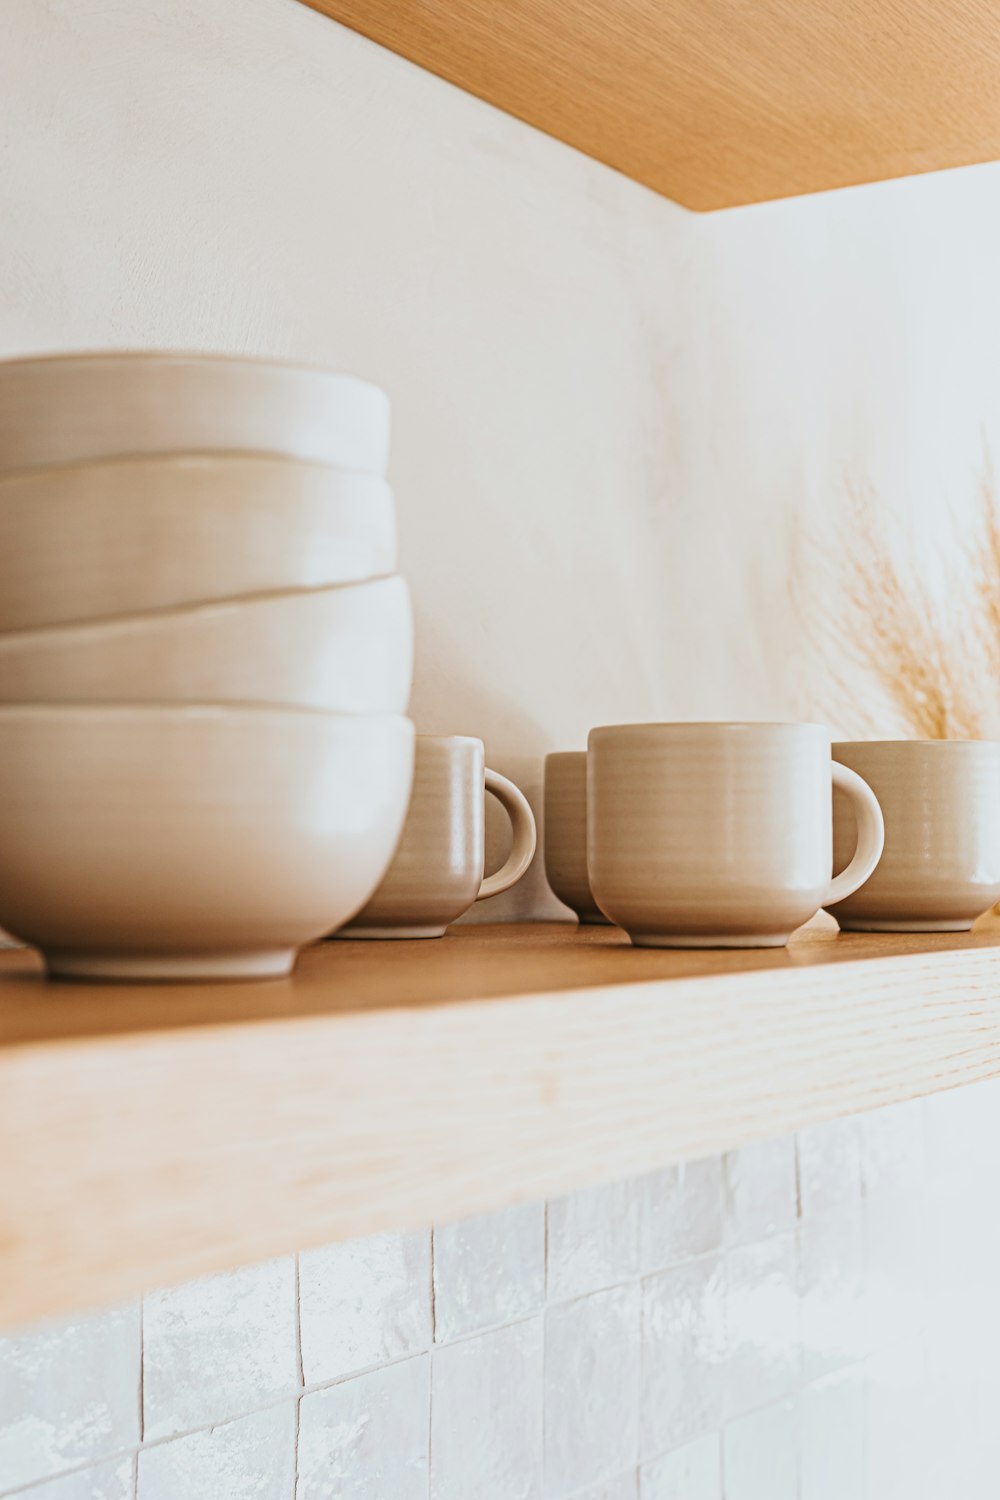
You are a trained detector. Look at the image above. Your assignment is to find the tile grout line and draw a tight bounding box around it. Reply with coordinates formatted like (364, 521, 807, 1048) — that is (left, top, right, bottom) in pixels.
(541, 1198, 549, 1491)
(293, 1253, 304, 1500)
(427, 1229, 436, 1497)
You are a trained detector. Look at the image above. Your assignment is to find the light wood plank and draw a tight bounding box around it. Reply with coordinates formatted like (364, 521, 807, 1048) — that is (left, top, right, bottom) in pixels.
(3, 917, 1000, 1327)
(299, 0, 1000, 209)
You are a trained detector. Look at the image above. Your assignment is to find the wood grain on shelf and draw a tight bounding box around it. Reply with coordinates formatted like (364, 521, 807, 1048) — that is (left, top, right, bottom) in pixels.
(3, 916, 1000, 1327)
(299, 0, 1000, 209)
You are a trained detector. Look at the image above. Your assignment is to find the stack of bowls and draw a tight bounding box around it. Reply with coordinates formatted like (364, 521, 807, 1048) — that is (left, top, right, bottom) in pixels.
(0, 352, 416, 981)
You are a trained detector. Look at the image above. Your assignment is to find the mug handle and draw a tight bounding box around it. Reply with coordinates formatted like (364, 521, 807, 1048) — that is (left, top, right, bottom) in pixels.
(823, 762, 885, 907)
(477, 768, 538, 900)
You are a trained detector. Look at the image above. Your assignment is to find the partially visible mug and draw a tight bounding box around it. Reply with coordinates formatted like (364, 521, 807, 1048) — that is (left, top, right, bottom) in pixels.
(829, 739, 1000, 931)
(588, 722, 884, 948)
(338, 734, 537, 939)
(543, 751, 610, 924)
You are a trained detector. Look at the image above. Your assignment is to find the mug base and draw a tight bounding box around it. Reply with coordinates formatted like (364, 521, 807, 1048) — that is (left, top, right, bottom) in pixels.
(43, 948, 296, 982)
(835, 917, 975, 933)
(334, 924, 449, 940)
(627, 931, 791, 950)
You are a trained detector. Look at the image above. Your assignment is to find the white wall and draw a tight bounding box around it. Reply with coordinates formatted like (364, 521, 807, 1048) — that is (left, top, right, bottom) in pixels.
(7, 0, 1000, 917)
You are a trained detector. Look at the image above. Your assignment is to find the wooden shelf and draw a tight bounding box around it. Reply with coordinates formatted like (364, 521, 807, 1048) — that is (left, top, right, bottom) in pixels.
(4, 916, 1000, 1326)
(302, 0, 1000, 209)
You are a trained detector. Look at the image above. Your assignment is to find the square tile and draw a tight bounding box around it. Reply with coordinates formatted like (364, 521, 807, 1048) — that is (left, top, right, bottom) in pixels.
(860, 1098, 924, 1200)
(0, 1303, 140, 1492)
(142, 1258, 297, 1440)
(722, 1398, 797, 1500)
(640, 1255, 727, 1459)
(299, 1230, 431, 1384)
(137, 1402, 295, 1500)
(725, 1234, 800, 1421)
(297, 1356, 429, 1500)
(723, 1136, 797, 1247)
(924, 1077, 1000, 1192)
(547, 1178, 641, 1301)
(639, 1434, 721, 1499)
(572, 1475, 638, 1500)
(799, 1207, 867, 1382)
(866, 1339, 932, 1500)
(863, 1185, 924, 1352)
(797, 1116, 862, 1221)
(433, 1203, 544, 1341)
(545, 1285, 640, 1495)
(638, 1158, 725, 1274)
(18, 1457, 133, 1500)
(798, 1367, 867, 1500)
(430, 1320, 542, 1500)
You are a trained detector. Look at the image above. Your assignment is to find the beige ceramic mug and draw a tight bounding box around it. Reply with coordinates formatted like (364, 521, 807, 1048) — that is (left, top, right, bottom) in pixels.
(587, 722, 885, 948)
(338, 735, 537, 938)
(828, 740, 1000, 931)
(544, 752, 610, 923)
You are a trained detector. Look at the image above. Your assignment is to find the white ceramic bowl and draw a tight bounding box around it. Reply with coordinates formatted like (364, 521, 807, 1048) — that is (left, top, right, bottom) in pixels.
(0, 705, 415, 980)
(0, 454, 397, 632)
(0, 576, 413, 714)
(0, 352, 390, 475)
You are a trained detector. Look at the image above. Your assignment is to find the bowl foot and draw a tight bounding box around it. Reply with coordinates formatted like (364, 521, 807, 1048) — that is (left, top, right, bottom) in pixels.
(835, 917, 975, 933)
(627, 931, 791, 949)
(43, 948, 297, 983)
(334, 925, 448, 940)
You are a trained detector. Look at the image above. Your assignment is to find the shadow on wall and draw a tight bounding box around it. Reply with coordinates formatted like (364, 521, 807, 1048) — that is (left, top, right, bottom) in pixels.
(407, 611, 574, 924)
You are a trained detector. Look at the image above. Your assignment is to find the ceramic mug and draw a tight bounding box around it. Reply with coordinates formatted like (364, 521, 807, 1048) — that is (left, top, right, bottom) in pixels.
(543, 752, 610, 923)
(828, 740, 1000, 931)
(338, 734, 537, 938)
(587, 722, 885, 948)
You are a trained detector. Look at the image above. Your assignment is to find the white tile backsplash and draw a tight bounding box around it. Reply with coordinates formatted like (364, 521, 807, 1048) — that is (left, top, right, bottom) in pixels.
(723, 1136, 798, 1246)
(17, 1458, 133, 1500)
(799, 1206, 867, 1382)
(430, 1320, 542, 1500)
(298, 1230, 431, 1384)
(136, 1403, 295, 1500)
(433, 1203, 545, 1341)
(0, 1303, 140, 1492)
(796, 1116, 862, 1221)
(638, 1434, 722, 1500)
(571, 1476, 639, 1500)
(798, 1367, 867, 1500)
(545, 1285, 641, 1496)
(726, 1233, 800, 1419)
(142, 1259, 297, 1441)
(547, 1179, 641, 1301)
(722, 1398, 798, 1500)
(297, 1357, 430, 1500)
(2, 1096, 991, 1498)
(641, 1256, 728, 1458)
(638, 1158, 725, 1274)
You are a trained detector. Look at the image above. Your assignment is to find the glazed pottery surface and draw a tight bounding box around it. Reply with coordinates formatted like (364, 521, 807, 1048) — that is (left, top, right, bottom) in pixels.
(0, 706, 415, 980)
(0, 352, 390, 475)
(0, 455, 396, 631)
(339, 735, 537, 938)
(0, 576, 413, 715)
(829, 739, 1000, 931)
(588, 722, 885, 948)
(543, 751, 610, 923)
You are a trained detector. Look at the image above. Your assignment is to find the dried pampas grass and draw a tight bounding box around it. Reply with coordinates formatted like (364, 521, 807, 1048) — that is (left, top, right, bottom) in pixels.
(817, 473, 998, 741)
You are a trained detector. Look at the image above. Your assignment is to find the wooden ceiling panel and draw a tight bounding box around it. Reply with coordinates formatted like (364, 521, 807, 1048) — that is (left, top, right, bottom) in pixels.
(300, 0, 1000, 209)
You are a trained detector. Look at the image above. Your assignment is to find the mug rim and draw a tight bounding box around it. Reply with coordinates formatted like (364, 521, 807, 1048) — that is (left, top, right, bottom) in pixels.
(415, 733, 483, 749)
(834, 738, 1000, 751)
(590, 720, 830, 736)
